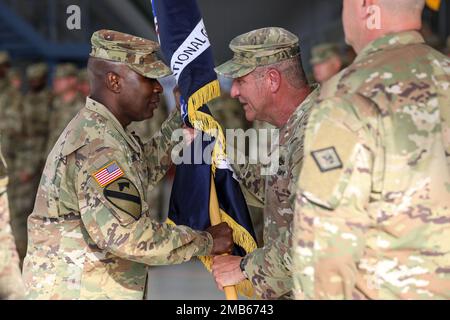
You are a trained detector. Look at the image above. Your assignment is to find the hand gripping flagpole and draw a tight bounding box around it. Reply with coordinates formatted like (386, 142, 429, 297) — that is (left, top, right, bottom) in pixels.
(209, 175, 238, 300)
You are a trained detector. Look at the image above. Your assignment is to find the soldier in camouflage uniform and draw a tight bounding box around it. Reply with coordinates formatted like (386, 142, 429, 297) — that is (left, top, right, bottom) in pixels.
(46, 63, 85, 156)
(77, 68, 90, 97)
(211, 27, 319, 299)
(22, 30, 233, 300)
(292, 0, 450, 299)
(310, 43, 343, 84)
(0, 145, 25, 299)
(12, 63, 52, 262)
(0, 52, 23, 249)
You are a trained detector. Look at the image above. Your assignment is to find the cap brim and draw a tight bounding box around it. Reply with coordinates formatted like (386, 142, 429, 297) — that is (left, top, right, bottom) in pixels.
(214, 59, 255, 79)
(130, 60, 172, 79)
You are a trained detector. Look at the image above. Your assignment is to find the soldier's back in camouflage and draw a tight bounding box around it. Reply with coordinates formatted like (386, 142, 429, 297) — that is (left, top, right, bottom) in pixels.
(293, 30, 450, 299)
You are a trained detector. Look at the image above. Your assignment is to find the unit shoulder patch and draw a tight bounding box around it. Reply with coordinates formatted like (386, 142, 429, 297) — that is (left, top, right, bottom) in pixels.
(103, 177, 142, 220)
(311, 147, 343, 172)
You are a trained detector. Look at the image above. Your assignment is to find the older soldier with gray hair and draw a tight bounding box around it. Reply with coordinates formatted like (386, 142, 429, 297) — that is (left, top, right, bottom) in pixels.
(211, 27, 319, 299)
(22, 29, 233, 300)
(292, 0, 450, 299)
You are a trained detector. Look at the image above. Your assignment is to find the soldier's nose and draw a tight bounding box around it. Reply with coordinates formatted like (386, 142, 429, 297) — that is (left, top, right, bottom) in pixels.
(230, 81, 239, 98)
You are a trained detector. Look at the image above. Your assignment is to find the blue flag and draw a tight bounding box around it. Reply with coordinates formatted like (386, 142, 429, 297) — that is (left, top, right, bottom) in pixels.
(151, 0, 257, 297)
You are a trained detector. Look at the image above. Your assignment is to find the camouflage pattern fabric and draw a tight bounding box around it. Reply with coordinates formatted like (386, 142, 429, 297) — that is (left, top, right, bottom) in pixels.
(45, 93, 84, 156)
(292, 31, 450, 299)
(310, 43, 340, 65)
(13, 88, 52, 261)
(215, 27, 300, 79)
(0, 146, 25, 299)
(90, 29, 172, 79)
(0, 78, 23, 259)
(22, 98, 213, 299)
(233, 88, 319, 299)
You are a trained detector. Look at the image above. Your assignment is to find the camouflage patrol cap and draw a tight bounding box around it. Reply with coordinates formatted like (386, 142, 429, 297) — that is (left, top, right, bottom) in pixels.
(26, 63, 48, 80)
(90, 29, 171, 79)
(310, 43, 340, 65)
(0, 51, 10, 65)
(215, 27, 300, 78)
(55, 63, 78, 78)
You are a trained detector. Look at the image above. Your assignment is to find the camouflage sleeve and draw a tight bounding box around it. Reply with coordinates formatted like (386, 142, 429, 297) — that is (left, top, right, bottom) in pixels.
(77, 142, 213, 266)
(241, 224, 292, 299)
(143, 109, 182, 187)
(292, 96, 379, 299)
(231, 161, 265, 207)
(0, 153, 25, 299)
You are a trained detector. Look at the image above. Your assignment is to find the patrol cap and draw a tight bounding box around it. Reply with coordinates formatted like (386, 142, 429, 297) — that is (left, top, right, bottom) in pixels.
(215, 27, 300, 79)
(26, 63, 48, 80)
(55, 63, 78, 78)
(310, 43, 340, 65)
(0, 51, 10, 65)
(90, 29, 171, 79)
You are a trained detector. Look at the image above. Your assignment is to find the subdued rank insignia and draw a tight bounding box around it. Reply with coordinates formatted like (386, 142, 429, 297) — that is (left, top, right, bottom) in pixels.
(311, 147, 343, 172)
(104, 177, 142, 220)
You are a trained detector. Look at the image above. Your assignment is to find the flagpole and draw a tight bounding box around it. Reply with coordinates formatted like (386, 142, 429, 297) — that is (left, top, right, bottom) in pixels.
(209, 175, 238, 300)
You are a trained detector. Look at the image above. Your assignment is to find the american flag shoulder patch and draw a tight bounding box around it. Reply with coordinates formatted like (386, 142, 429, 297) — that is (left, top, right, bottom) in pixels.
(92, 161, 124, 187)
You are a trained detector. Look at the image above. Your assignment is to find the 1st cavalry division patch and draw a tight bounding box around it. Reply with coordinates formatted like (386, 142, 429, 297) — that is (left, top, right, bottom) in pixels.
(103, 177, 142, 220)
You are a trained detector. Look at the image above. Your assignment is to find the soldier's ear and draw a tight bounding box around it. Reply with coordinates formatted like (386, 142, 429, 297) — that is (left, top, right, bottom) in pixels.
(266, 68, 281, 93)
(106, 71, 121, 94)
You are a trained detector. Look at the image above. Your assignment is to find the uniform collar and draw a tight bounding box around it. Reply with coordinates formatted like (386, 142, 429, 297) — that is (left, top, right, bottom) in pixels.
(355, 30, 425, 63)
(85, 97, 142, 154)
(282, 84, 320, 131)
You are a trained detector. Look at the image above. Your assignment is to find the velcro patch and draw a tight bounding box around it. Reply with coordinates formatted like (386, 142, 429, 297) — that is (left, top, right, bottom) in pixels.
(311, 147, 343, 172)
(92, 161, 124, 187)
(103, 177, 142, 220)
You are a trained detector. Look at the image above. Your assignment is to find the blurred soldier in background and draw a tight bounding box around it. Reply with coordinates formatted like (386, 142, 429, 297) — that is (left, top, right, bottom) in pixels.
(310, 43, 343, 84)
(0, 145, 25, 299)
(8, 68, 22, 91)
(77, 67, 90, 97)
(12, 62, 52, 262)
(0, 51, 23, 252)
(46, 63, 84, 155)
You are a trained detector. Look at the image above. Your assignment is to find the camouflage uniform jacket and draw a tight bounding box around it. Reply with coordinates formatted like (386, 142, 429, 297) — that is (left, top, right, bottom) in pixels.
(233, 88, 319, 299)
(293, 31, 450, 299)
(0, 147, 25, 299)
(22, 97, 213, 300)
